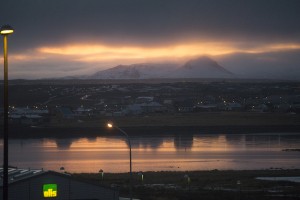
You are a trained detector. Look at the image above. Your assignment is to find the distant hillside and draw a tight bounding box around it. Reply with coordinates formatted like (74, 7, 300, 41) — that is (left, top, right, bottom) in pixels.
(86, 56, 234, 79)
(89, 63, 177, 79)
(171, 56, 234, 78)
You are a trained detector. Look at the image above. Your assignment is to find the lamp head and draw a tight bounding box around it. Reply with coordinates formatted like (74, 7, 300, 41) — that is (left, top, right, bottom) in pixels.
(0, 25, 14, 35)
(107, 123, 113, 128)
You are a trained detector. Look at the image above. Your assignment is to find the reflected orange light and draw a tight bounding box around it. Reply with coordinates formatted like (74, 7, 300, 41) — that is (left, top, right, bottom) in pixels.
(43, 138, 132, 152)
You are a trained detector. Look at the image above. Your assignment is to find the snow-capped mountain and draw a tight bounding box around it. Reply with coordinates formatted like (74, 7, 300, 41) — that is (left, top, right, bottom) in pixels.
(87, 57, 234, 79)
(171, 56, 234, 78)
(89, 63, 179, 79)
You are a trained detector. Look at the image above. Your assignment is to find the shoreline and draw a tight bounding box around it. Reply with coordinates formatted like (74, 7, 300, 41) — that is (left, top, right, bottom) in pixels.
(2, 124, 300, 139)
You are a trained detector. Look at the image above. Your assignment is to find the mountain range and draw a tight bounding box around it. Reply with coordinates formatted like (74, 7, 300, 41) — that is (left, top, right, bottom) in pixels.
(85, 56, 234, 79)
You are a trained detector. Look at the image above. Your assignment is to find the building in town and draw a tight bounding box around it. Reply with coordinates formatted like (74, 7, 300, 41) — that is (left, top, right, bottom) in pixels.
(0, 168, 119, 200)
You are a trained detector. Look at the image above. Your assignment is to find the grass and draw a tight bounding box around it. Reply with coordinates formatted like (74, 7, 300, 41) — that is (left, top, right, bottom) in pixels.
(72, 170, 300, 200)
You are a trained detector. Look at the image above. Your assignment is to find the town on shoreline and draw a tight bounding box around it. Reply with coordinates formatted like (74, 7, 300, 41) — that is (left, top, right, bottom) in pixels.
(0, 79, 299, 138)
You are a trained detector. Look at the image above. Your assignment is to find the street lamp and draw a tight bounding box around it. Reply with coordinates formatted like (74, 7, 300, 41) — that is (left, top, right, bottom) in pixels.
(107, 123, 132, 200)
(1, 24, 14, 200)
(99, 169, 104, 180)
(138, 171, 143, 183)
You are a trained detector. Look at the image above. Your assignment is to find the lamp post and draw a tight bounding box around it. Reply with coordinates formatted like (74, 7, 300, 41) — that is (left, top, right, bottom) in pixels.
(107, 123, 132, 200)
(138, 171, 143, 183)
(1, 24, 14, 200)
(99, 169, 104, 180)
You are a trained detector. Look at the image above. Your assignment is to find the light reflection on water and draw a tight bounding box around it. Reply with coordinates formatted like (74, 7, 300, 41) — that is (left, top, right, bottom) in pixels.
(1, 133, 300, 172)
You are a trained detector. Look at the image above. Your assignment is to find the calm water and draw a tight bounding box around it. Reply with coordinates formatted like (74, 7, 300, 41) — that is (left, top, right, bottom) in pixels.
(1, 133, 300, 173)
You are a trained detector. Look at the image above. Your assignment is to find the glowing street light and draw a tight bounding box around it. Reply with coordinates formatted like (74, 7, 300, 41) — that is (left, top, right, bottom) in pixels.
(1, 24, 14, 200)
(0, 25, 14, 35)
(107, 122, 132, 200)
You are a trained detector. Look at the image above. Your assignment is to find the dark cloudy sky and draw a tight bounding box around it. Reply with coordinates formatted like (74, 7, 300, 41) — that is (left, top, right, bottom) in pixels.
(1, 0, 300, 79)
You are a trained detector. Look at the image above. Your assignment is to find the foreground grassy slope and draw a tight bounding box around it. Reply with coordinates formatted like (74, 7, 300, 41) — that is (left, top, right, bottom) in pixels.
(73, 170, 300, 200)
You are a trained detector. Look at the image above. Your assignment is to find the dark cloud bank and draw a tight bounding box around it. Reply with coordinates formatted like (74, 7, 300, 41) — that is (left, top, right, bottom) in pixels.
(1, 0, 300, 80)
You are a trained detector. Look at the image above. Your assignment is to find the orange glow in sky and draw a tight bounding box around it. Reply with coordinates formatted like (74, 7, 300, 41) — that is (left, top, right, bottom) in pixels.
(37, 42, 237, 62)
(6, 41, 300, 65)
(34, 42, 300, 63)
(6, 40, 300, 80)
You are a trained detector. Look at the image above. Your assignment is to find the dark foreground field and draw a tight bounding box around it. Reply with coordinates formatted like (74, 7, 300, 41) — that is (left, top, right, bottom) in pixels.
(73, 170, 300, 200)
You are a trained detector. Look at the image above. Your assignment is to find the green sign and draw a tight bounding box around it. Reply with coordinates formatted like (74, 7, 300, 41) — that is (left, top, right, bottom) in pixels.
(43, 184, 57, 198)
